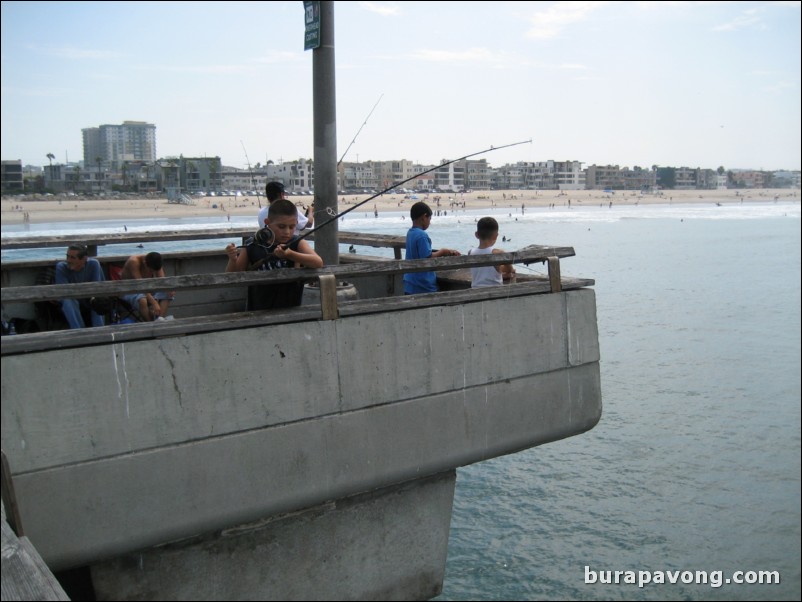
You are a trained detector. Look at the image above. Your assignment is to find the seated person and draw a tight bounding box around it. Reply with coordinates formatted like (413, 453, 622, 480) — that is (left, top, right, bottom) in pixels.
(120, 252, 175, 321)
(226, 198, 323, 311)
(257, 181, 313, 235)
(55, 244, 106, 328)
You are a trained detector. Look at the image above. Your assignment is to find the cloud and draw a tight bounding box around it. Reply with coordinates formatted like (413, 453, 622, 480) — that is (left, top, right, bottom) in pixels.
(712, 8, 766, 31)
(137, 64, 251, 74)
(359, 2, 400, 17)
(525, 1, 610, 40)
(763, 79, 800, 95)
(409, 47, 508, 63)
(1, 85, 70, 98)
(253, 51, 303, 64)
(33, 45, 124, 60)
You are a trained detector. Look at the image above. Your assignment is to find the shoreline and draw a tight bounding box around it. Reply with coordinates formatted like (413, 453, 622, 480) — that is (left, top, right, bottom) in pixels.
(2, 188, 798, 226)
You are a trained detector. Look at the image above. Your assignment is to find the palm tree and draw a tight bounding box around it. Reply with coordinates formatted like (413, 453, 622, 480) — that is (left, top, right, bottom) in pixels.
(209, 161, 218, 194)
(46, 153, 55, 191)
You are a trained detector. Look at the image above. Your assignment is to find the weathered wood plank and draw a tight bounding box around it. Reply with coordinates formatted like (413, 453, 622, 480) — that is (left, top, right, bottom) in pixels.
(1, 517, 69, 601)
(0, 227, 254, 250)
(1, 246, 575, 304)
(548, 256, 562, 293)
(0, 229, 404, 251)
(0, 277, 594, 356)
(318, 274, 339, 320)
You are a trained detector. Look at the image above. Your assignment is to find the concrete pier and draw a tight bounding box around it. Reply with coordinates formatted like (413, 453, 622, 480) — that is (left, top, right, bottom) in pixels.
(2, 239, 601, 599)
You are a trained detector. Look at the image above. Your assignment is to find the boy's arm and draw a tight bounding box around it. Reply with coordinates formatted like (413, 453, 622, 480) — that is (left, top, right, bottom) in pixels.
(225, 244, 249, 272)
(492, 248, 515, 278)
(432, 248, 460, 257)
(276, 239, 323, 268)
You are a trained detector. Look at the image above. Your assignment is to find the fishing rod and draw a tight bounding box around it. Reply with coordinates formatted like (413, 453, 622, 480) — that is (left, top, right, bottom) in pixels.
(337, 93, 384, 167)
(241, 140, 261, 208)
(297, 138, 532, 243)
(246, 138, 532, 255)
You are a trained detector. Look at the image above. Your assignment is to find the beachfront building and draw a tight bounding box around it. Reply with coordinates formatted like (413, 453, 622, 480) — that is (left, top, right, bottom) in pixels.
(730, 170, 768, 189)
(178, 156, 223, 193)
(549, 160, 585, 190)
(493, 163, 527, 189)
(585, 165, 657, 191)
(695, 169, 720, 190)
(493, 160, 585, 190)
(1, 160, 24, 193)
(772, 170, 801, 188)
(464, 159, 491, 190)
(674, 167, 699, 190)
(266, 158, 315, 194)
(221, 166, 267, 193)
(82, 121, 157, 170)
(338, 161, 377, 192)
(432, 159, 492, 192)
(367, 160, 422, 191)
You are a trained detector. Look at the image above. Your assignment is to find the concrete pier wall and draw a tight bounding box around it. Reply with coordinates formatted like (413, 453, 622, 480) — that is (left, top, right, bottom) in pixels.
(1, 287, 601, 598)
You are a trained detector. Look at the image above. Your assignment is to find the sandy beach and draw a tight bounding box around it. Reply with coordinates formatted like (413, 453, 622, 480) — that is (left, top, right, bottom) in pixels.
(2, 188, 798, 226)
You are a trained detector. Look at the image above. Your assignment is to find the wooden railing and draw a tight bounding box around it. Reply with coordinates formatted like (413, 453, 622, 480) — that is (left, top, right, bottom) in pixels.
(1, 229, 408, 258)
(2, 229, 593, 355)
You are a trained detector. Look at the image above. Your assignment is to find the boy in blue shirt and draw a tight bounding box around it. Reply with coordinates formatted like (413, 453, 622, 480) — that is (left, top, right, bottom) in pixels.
(403, 201, 460, 294)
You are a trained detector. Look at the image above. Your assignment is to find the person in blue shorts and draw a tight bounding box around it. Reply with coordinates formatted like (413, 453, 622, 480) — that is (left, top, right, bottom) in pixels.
(120, 252, 175, 321)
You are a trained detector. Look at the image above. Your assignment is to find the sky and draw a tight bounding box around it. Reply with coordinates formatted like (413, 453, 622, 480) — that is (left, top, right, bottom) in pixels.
(1, 1, 800, 172)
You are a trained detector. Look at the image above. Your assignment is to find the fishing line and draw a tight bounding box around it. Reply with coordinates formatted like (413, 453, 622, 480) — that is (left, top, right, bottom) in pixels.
(297, 138, 532, 244)
(242, 139, 532, 263)
(338, 94, 384, 167)
(241, 140, 262, 208)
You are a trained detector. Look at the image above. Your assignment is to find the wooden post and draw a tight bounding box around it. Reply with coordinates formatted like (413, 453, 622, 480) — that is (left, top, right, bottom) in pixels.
(318, 274, 339, 320)
(547, 256, 562, 293)
(1, 450, 24, 536)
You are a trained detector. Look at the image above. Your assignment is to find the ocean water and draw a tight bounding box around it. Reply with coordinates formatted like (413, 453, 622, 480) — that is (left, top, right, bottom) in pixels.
(3, 200, 800, 600)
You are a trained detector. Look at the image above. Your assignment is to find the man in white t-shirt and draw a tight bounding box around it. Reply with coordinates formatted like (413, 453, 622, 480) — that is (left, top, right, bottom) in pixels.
(257, 181, 313, 235)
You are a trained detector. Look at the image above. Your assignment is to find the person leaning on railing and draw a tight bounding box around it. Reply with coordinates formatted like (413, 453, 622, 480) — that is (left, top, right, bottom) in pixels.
(403, 201, 460, 295)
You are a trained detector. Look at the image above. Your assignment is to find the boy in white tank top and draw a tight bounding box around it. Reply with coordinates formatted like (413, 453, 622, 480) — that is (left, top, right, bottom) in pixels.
(468, 217, 515, 287)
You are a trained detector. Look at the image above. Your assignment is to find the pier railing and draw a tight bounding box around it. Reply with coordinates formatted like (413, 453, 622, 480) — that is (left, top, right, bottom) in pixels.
(1, 230, 593, 354)
(0, 229, 408, 258)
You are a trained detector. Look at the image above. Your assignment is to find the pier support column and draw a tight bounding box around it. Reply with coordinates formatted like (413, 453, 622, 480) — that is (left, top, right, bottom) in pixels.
(90, 471, 456, 601)
(312, 1, 338, 267)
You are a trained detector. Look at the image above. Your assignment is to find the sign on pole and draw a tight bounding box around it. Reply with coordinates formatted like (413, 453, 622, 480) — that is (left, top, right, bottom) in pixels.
(304, 1, 321, 50)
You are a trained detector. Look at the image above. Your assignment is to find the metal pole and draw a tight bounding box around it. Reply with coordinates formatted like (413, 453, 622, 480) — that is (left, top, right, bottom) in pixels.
(312, 1, 338, 266)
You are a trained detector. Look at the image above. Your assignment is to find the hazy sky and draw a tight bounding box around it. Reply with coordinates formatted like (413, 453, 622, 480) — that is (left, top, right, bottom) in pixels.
(2, 1, 800, 171)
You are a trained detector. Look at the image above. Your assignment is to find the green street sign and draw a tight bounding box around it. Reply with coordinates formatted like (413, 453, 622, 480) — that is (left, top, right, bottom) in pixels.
(304, 1, 320, 50)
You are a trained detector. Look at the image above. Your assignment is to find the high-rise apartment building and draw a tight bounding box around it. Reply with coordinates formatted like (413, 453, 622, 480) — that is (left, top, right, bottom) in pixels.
(82, 121, 156, 169)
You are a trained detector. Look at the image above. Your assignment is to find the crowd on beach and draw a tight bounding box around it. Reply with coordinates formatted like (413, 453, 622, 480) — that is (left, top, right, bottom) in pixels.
(2, 188, 798, 227)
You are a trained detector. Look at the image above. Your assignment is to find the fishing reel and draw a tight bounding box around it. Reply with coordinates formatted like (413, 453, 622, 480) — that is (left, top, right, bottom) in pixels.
(253, 226, 277, 252)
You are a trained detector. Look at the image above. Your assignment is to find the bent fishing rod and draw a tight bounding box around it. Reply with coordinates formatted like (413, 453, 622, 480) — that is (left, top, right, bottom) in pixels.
(241, 140, 261, 207)
(297, 137, 532, 244)
(337, 93, 384, 167)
